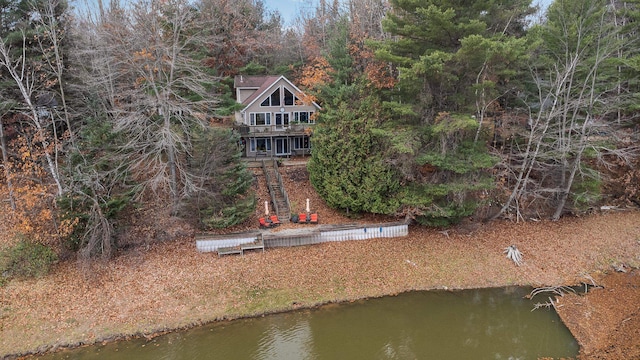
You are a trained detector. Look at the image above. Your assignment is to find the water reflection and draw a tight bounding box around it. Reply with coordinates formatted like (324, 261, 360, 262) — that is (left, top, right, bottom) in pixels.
(254, 321, 315, 360)
(41, 287, 578, 360)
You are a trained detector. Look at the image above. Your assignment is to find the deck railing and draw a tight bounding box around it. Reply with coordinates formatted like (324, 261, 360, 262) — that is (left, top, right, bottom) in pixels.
(272, 159, 291, 216)
(261, 159, 280, 215)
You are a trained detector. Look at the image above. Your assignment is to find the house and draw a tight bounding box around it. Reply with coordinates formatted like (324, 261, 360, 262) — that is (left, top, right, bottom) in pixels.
(234, 75, 321, 158)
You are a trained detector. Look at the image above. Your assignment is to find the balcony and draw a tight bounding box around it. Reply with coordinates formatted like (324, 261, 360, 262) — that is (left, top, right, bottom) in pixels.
(235, 122, 314, 136)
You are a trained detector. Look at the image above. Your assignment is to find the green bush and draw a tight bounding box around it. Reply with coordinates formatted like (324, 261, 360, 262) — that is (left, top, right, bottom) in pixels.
(570, 169, 602, 212)
(0, 237, 58, 279)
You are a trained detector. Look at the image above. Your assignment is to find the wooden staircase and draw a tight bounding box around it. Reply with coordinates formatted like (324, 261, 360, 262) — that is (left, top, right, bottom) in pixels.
(262, 159, 291, 222)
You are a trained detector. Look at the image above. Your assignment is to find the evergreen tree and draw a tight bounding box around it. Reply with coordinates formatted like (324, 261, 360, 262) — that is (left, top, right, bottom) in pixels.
(57, 112, 135, 258)
(308, 84, 401, 215)
(373, 0, 534, 119)
(397, 111, 498, 226)
(183, 128, 255, 229)
(304, 0, 505, 225)
(617, 0, 640, 117)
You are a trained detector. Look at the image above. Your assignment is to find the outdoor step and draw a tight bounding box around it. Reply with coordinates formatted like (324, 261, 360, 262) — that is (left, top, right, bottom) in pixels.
(262, 160, 292, 224)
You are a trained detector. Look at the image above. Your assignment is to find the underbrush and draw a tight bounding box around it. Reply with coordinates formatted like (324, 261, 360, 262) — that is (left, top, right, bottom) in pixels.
(0, 235, 58, 285)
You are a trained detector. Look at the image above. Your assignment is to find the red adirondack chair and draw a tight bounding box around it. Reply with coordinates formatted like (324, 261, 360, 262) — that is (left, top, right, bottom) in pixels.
(298, 213, 307, 223)
(309, 213, 318, 224)
(259, 217, 272, 228)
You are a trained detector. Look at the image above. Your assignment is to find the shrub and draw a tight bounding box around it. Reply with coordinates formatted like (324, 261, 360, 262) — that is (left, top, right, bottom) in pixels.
(0, 236, 58, 279)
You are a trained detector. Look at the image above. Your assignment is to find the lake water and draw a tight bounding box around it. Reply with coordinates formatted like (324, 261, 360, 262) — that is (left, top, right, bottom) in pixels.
(41, 287, 578, 359)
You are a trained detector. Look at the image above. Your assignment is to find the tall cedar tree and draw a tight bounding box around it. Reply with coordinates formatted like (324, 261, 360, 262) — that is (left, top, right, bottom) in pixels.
(304, 0, 502, 225)
(308, 84, 401, 215)
(363, 0, 527, 224)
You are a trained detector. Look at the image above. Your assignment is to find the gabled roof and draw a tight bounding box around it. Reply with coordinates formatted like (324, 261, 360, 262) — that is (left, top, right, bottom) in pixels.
(234, 75, 278, 90)
(234, 75, 321, 111)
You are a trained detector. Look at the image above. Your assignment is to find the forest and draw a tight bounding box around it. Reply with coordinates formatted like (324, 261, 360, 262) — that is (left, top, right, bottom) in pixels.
(0, 0, 639, 279)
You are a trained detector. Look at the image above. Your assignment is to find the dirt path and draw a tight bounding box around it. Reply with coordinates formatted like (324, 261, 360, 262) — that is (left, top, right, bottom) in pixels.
(1, 163, 639, 359)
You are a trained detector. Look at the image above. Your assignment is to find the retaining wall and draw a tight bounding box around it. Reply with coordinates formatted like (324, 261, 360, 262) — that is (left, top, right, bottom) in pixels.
(196, 223, 409, 253)
(195, 232, 260, 253)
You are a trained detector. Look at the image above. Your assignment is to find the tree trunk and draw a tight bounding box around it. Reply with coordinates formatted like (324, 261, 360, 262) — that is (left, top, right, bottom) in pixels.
(0, 117, 16, 210)
(0, 37, 64, 196)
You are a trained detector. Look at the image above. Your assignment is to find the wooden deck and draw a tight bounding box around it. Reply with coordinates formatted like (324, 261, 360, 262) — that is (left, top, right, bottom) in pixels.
(214, 235, 265, 257)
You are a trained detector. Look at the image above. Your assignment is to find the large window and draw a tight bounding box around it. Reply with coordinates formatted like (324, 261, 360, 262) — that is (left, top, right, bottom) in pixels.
(293, 111, 314, 123)
(250, 112, 271, 125)
(284, 88, 297, 106)
(293, 136, 310, 149)
(250, 138, 271, 152)
(261, 89, 281, 107)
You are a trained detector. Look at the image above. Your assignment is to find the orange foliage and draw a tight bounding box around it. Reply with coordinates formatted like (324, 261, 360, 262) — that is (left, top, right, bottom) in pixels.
(365, 60, 397, 89)
(295, 56, 333, 103)
(348, 28, 397, 90)
(133, 48, 155, 61)
(0, 133, 71, 248)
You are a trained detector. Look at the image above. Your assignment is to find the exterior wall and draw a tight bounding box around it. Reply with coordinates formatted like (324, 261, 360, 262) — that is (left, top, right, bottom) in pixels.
(237, 88, 258, 103)
(239, 78, 318, 129)
(236, 77, 317, 158)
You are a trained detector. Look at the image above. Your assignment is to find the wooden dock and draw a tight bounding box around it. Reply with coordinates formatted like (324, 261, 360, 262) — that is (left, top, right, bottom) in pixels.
(215, 235, 265, 257)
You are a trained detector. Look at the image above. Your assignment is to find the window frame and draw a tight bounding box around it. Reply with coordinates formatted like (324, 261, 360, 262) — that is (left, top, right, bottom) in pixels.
(249, 112, 271, 126)
(260, 88, 282, 107)
(293, 111, 314, 124)
(284, 88, 297, 106)
(293, 136, 310, 150)
(250, 138, 272, 152)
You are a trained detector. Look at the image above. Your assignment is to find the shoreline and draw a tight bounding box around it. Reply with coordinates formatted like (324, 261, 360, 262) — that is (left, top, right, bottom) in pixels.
(2, 211, 640, 359)
(14, 284, 565, 358)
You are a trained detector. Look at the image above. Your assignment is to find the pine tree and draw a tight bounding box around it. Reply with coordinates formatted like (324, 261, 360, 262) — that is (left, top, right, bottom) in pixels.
(183, 128, 255, 229)
(373, 0, 534, 119)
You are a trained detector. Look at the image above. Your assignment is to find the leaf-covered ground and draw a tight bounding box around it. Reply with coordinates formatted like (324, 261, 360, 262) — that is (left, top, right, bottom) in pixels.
(1, 163, 639, 359)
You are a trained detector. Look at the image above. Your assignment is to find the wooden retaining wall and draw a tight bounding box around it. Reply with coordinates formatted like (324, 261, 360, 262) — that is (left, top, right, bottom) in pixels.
(195, 231, 261, 253)
(195, 222, 408, 253)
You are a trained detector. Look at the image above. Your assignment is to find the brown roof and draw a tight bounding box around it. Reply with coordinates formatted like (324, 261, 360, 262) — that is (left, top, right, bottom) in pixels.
(234, 75, 321, 111)
(233, 75, 280, 89)
(234, 75, 281, 106)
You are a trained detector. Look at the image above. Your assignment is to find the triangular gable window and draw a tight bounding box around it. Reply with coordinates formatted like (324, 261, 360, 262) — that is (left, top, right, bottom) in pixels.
(284, 88, 297, 106)
(261, 88, 281, 107)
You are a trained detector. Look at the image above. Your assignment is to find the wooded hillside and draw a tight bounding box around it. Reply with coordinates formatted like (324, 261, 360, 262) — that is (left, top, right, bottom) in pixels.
(1, 0, 639, 276)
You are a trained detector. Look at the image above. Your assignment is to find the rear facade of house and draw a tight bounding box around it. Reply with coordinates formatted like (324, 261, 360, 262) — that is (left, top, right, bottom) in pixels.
(234, 75, 321, 158)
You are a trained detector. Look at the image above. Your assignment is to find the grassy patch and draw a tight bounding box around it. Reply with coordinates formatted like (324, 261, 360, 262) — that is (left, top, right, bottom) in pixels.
(0, 236, 58, 280)
(230, 286, 298, 315)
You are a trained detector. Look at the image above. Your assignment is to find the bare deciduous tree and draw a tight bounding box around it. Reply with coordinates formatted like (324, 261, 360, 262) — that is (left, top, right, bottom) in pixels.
(75, 0, 220, 211)
(494, 0, 638, 220)
(31, 0, 75, 146)
(0, 34, 65, 195)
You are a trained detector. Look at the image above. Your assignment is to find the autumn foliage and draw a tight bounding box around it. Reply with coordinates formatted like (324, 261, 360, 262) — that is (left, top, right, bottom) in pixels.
(0, 133, 71, 249)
